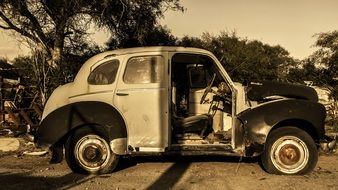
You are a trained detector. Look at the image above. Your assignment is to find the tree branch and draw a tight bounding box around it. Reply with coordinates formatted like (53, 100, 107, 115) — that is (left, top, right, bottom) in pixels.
(0, 10, 40, 43)
(15, 1, 48, 45)
(0, 23, 10, 29)
(39, 0, 57, 22)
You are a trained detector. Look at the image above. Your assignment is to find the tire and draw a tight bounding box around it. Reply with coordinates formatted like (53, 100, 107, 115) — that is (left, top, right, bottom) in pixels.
(261, 127, 318, 175)
(65, 127, 119, 174)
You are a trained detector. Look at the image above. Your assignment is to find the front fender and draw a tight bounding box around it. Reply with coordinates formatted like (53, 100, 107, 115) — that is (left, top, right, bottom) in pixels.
(238, 99, 326, 156)
(35, 101, 127, 147)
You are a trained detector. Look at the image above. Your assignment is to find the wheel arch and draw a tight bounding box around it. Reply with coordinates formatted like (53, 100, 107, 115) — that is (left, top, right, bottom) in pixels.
(36, 101, 128, 151)
(62, 123, 109, 144)
(238, 99, 326, 157)
(271, 119, 320, 144)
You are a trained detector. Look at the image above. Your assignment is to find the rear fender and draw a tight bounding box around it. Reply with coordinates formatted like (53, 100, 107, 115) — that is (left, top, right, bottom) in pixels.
(36, 101, 128, 155)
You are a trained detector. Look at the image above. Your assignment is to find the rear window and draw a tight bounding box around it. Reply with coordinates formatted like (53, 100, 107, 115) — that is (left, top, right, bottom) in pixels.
(88, 59, 120, 85)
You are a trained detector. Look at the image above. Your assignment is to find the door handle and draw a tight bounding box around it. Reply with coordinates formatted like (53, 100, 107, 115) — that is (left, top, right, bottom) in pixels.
(116, 92, 129, 96)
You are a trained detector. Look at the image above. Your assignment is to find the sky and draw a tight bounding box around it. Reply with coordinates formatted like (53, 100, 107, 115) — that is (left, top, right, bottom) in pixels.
(1, 0, 338, 60)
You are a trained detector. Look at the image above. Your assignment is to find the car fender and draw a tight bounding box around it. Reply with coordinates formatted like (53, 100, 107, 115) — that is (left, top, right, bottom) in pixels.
(35, 101, 128, 154)
(237, 99, 326, 156)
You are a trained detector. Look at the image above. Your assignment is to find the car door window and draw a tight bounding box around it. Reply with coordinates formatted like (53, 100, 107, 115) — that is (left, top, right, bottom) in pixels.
(123, 56, 164, 84)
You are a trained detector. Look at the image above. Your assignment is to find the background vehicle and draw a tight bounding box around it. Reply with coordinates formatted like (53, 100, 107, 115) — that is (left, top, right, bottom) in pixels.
(35, 47, 335, 175)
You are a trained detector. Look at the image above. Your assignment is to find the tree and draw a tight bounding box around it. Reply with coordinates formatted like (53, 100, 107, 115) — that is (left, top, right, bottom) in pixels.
(309, 31, 338, 131)
(178, 36, 205, 49)
(178, 32, 296, 83)
(286, 57, 320, 84)
(106, 24, 177, 49)
(299, 31, 338, 100)
(12, 42, 101, 104)
(0, 0, 182, 64)
(0, 0, 183, 103)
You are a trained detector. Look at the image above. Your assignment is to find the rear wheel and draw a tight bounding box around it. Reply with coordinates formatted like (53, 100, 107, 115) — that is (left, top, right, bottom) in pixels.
(261, 127, 318, 175)
(65, 127, 119, 174)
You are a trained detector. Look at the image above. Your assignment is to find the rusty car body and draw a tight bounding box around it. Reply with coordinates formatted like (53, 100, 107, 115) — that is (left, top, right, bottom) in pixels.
(35, 46, 336, 175)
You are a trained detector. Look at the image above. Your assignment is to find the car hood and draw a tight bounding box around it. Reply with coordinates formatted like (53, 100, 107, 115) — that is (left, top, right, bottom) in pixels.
(246, 81, 318, 102)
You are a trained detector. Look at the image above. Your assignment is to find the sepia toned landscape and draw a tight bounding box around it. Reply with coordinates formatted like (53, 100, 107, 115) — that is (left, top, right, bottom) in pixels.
(1, 1, 338, 189)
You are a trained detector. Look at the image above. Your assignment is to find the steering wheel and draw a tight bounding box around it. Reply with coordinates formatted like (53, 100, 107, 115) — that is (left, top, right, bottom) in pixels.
(200, 73, 216, 104)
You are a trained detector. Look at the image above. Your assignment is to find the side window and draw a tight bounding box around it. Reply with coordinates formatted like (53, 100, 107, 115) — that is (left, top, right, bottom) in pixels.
(88, 59, 120, 85)
(124, 56, 164, 84)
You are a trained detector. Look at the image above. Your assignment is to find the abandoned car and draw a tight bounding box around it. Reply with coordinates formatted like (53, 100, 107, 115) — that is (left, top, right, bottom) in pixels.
(35, 46, 336, 175)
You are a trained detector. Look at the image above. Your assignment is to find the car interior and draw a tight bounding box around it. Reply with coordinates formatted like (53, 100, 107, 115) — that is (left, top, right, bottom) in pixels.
(171, 53, 233, 145)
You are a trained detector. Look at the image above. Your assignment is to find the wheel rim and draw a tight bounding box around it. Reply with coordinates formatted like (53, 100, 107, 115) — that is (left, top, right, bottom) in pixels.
(270, 135, 309, 174)
(74, 134, 111, 172)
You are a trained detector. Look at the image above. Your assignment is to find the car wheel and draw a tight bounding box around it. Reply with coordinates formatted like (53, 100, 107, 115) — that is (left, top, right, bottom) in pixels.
(261, 127, 318, 175)
(65, 127, 119, 174)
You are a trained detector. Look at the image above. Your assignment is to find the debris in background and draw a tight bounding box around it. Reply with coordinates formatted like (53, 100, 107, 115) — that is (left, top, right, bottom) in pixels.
(23, 150, 48, 156)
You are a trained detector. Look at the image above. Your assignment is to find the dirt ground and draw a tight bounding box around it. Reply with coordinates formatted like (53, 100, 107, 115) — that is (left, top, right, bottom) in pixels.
(0, 149, 337, 190)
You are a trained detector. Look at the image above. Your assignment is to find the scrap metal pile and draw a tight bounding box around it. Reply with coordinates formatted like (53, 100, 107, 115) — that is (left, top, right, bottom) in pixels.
(0, 62, 41, 137)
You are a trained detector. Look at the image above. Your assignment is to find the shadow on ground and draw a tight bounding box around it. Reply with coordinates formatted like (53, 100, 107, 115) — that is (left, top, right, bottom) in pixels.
(116, 155, 260, 171)
(0, 171, 93, 190)
(116, 155, 260, 189)
(0, 155, 260, 190)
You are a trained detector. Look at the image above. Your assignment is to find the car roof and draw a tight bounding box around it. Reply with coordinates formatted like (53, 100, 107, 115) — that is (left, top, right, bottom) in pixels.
(85, 46, 211, 65)
(74, 46, 213, 84)
(102, 46, 210, 55)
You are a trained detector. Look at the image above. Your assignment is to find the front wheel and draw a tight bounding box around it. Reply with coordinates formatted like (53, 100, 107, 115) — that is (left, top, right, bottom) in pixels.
(261, 127, 318, 175)
(65, 127, 119, 174)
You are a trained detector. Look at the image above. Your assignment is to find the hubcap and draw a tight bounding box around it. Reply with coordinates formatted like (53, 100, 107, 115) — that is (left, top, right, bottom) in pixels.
(83, 145, 103, 163)
(270, 136, 309, 174)
(74, 135, 110, 171)
(279, 144, 301, 165)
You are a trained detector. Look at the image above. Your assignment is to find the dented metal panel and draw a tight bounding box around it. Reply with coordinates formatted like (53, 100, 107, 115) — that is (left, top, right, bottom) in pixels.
(34, 46, 329, 175)
(238, 99, 326, 156)
(247, 81, 318, 102)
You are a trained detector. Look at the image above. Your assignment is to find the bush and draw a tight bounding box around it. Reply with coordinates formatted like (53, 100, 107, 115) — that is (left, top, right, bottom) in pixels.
(326, 102, 338, 132)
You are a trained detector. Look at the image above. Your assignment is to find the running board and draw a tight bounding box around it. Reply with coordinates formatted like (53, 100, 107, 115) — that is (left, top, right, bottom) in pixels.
(167, 144, 239, 156)
(129, 144, 240, 157)
(170, 144, 233, 151)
